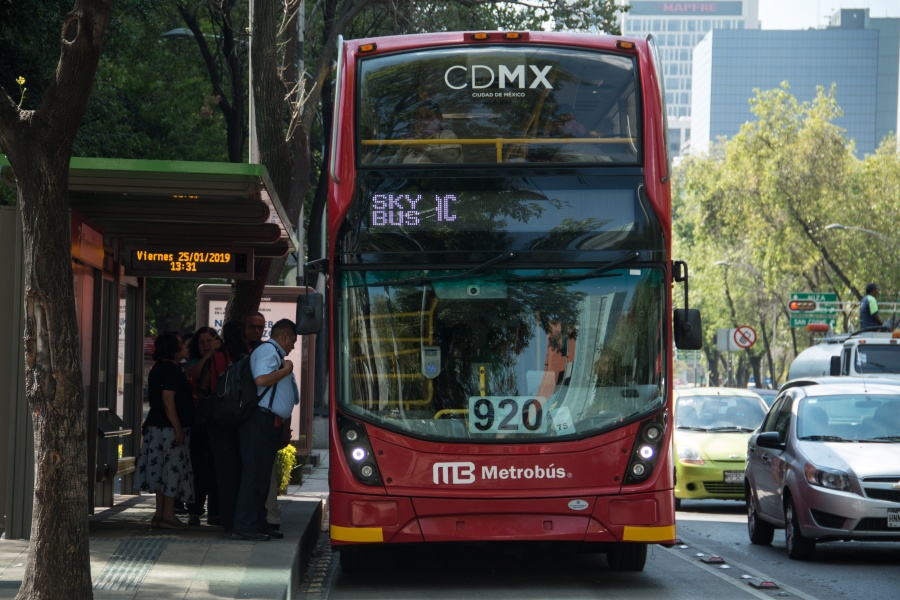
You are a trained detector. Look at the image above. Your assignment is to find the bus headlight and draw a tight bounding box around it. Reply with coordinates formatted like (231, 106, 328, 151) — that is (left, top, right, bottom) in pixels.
(337, 412, 384, 487)
(624, 413, 666, 484)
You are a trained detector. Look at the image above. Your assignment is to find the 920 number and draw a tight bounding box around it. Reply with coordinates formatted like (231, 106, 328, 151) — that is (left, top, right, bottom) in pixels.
(468, 396, 546, 434)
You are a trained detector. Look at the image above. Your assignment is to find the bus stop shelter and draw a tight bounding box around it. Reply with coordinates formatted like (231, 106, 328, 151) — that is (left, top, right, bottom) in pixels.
(0, 156, 309, 539)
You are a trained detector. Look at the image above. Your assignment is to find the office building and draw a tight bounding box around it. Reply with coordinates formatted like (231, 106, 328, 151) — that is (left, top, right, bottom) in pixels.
(691, 9, 900, 156)
(620, 1, 760, 157)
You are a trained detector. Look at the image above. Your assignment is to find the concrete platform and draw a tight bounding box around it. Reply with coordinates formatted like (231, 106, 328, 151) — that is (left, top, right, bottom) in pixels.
(0, 451, 329, 600)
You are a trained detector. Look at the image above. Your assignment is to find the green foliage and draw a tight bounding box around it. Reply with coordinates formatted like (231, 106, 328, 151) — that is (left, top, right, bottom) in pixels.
(0, 0, 70, 112)
(74, 0, 231, 160)
(674, 83, 900, 386)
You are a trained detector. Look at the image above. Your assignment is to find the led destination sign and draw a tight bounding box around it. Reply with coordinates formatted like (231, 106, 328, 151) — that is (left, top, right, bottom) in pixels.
(367, 188, 635, 233)
(124, 246, 254, 279)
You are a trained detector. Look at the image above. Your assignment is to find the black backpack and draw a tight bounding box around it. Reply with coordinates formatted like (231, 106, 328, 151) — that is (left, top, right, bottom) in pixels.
(209, 353, 277, 426)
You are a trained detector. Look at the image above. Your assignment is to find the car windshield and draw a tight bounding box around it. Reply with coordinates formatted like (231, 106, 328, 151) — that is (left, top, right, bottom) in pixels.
(799, 394, 900, 441)
(855, 346, 900, 375)
(337, 266, 665, 442)
(675, 394, 766, 431)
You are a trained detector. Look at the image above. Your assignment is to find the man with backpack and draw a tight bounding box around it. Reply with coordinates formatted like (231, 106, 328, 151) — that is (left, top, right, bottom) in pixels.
(231, 318, 300, 541)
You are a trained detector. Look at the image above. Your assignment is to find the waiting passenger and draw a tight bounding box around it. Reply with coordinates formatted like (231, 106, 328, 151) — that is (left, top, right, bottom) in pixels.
(135, 332, 194, 529)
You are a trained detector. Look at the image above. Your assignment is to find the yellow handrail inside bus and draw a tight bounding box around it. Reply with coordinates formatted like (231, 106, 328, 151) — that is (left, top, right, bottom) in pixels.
(434, 409, 468, 419)
(347, 297, 439, 410)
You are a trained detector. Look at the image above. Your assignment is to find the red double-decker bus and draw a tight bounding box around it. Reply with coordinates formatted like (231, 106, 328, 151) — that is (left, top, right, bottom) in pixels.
(320, 30, 701, 572)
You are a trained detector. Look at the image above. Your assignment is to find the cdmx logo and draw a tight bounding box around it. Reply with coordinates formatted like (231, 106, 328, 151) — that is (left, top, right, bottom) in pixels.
(443, 64, 554, 90)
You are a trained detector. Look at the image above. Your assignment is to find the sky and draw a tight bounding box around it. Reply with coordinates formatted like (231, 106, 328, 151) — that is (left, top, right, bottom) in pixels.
(758, 0, 900, 30)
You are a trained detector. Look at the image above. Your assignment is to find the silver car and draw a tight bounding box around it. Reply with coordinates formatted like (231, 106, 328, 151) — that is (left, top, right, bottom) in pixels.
(745, 377, 900, 559)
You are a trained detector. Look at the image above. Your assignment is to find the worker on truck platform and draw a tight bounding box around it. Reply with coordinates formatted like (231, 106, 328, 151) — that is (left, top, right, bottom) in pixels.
(860, 283, 883, 330)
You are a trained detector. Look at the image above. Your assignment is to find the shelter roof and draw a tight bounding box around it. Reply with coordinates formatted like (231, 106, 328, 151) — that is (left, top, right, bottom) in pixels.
(0, 156, 296, 259)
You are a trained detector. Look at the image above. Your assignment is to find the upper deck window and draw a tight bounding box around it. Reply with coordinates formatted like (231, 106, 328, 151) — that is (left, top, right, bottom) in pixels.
(358, 46, 641, 166)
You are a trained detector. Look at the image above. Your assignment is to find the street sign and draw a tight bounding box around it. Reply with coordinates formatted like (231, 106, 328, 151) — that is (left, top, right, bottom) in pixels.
(789, 292, 838, 327)
(790, 315, 838, 327)
(733, 325, 756, 349)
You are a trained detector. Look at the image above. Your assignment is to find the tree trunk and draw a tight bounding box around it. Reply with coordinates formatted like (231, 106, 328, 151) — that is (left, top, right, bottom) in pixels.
(15, 146, 93, 600)
(224, 259, 271, 324)
(0, 2, 111, 598)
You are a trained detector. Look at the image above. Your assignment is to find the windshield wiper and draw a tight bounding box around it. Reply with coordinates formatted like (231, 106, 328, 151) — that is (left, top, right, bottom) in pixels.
(863, 436, 900, 442)
(706, 426, 755, 432)
(507, 251, 641, 283)
(676, 426, 709, 431)
(352, 252, 516, 288)
(799, 435, 848, 442)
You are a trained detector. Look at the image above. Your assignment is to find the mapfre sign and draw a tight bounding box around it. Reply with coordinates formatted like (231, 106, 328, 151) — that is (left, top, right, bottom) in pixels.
(628, 2, 744, 16)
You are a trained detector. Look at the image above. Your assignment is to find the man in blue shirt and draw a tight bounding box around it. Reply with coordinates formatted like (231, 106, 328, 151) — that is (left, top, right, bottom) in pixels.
(860, 283, 883, 330)
(231, 318, 300, 541)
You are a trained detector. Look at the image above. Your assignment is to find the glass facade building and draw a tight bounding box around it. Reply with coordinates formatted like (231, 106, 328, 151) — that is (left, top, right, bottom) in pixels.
(691, 9, 900, 156)
(620, 1, 760, 158)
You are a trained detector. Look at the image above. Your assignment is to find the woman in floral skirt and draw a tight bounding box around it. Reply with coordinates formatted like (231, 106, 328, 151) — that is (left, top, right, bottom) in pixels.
(135, 332, 195, 529)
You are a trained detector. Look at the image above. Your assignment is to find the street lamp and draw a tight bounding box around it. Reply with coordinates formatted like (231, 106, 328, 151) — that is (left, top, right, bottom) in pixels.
(824, 223, 900, 252)
(713, 261, 738, 385)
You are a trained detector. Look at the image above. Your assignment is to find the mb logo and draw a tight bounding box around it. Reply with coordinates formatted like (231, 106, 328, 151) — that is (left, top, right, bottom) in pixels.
(433, 461, 476, 484)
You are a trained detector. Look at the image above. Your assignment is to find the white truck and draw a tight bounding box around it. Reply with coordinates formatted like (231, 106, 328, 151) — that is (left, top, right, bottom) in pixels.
(788, 331, 900, 380)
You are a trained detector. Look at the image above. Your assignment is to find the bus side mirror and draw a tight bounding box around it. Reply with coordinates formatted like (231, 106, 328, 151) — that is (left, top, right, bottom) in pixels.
(674, 308, 702, 350)
(296, 293, 324, 335)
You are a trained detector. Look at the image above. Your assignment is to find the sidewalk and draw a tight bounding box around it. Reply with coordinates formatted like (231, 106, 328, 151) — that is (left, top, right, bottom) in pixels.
(0, 450, 329, 600)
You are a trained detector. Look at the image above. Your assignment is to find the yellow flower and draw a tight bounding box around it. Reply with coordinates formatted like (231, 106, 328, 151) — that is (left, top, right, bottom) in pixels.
(16, 76, 25, 86)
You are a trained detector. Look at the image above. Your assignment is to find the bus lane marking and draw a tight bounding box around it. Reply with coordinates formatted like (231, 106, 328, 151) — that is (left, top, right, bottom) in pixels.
(661, 540, 823, 600)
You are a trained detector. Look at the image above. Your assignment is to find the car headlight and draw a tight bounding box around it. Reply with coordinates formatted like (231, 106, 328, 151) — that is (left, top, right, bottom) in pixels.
(677, 446, 705, 465)
(804, 462, 852, 492)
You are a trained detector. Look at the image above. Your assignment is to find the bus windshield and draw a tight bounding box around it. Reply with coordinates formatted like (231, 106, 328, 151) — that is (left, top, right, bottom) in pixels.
(358, 46, 640, 165)
(338, 267, 664, 442)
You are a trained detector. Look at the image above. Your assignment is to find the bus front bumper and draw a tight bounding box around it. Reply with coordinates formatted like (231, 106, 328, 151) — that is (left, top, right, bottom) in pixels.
(329, 490, 676, 546)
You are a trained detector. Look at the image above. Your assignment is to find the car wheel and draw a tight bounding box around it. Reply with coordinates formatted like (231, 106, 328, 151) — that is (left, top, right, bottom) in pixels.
(784, 497, 816, 560)
(606, 543, 647, 571)
(747, 493, 774, 545)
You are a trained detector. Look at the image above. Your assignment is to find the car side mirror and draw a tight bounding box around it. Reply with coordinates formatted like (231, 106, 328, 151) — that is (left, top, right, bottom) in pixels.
(755, 431, 784, 449)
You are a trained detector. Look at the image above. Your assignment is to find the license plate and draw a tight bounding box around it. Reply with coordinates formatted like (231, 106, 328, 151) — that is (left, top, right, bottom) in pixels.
(888, 509, 900, 528)
(724, 470, 744, 484)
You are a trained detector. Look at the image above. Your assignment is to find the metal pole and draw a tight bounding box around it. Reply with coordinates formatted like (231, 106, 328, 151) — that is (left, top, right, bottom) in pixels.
(248, 0, 258, 164)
